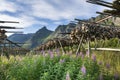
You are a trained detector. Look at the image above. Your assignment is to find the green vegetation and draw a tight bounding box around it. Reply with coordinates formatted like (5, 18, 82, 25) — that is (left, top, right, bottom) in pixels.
(90, 38, 120, 48)
(6, 14, 120, 80)
(0, 50, 119, 80)
(8, 33, 34, 43)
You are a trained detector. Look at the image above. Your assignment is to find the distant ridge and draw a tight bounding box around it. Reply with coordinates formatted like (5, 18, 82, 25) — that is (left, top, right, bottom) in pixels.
(9, 15, 120, 49)
(8, 33, 34, 43)
(22, 26, 53, 49)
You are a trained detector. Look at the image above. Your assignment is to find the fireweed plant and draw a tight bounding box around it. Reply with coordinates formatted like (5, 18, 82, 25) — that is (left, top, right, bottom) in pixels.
(0, 50, 119, 80)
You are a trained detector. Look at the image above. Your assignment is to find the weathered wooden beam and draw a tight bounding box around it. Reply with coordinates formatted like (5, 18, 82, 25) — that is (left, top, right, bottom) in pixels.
(0, 21, 19, 23)
(96, 12, 112, 16)
(87, 0, 113, 8)
(0, 26, 22, 29)
(98, 0, 112, 5)
(58, 32, 71, 34)
(86, 48, 120, 52)
(75, 17, 116, 27)
(6, 39, 21, 47)
(87, 38, 91, 57)
(96, 16, 112, 23)
(58, 39, 66, 55)
(76, 34, 84, 57)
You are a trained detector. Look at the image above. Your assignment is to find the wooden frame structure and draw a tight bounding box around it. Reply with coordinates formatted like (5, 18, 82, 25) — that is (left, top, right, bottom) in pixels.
(0, 20, 30, 59)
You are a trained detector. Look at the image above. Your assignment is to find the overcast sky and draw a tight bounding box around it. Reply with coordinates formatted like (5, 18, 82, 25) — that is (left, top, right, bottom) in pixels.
(0, 0, 113, 35)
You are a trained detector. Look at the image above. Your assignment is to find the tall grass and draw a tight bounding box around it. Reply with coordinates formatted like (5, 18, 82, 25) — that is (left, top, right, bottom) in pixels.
(0, 50, 119, 80)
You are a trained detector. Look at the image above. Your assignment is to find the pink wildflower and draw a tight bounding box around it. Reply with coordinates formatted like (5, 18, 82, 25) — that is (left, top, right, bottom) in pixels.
(114, 72, 119, 80)
(98, 61, 102, 65)
(59, 59, 65, 64)
(106, 63, 110, 69)
(48, 50, 54, 58)
(91, 54, 96, 62)
(81, 65, 86, 75)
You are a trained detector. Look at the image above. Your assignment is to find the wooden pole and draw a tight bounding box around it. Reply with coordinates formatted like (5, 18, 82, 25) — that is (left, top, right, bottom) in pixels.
(96, 16, 112, 23)
(8, 40, 11, 54)
(58, 40, 65, 55)
(94, 38, 97, 50)
(76, 34, 84, 57)
(87, 38, 91, 57)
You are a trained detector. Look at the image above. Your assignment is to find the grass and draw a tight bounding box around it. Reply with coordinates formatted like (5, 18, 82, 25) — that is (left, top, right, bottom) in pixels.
(0, 50, 120, 80)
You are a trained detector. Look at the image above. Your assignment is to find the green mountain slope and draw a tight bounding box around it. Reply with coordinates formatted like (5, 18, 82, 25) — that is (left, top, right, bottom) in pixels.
(23, 26, 53, 49)
(45, 23, 76, 41)
(8, 33, 34, 43)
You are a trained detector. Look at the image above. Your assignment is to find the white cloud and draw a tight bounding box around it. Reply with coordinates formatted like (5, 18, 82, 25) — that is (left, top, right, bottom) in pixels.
(0, 0, 17, 12)
(1, 0, 112, 21)
(0, 0, 113, 34)
(22, 0, 111, 20)
(0, 14, 48, 36)
(16, 0, 99, 20)
(0, 0, 113, 21)
(0, 0, 48, 27)
(0, 13, 48, 29)
(53, 21, 63, 25)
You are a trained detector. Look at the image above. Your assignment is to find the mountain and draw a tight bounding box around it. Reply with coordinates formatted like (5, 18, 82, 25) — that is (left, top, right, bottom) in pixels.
(45, 23, 76, 41)
(9, 15, 120, 49)
(35, 16, 120, 50)
(23, 26, 53, 49)
(8, 33, 34, 43)
(23, 23, 76, 49)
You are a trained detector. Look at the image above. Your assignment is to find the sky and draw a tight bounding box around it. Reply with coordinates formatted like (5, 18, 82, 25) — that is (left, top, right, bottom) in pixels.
(0, 0, 113, 35)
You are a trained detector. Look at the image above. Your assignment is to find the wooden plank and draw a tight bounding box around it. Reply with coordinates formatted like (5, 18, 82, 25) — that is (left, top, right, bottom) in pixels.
(86, 48, 120, 52)
(58, 40, 66, 55)
(96, 16, 112, 23)
(76, 35, 84, 56)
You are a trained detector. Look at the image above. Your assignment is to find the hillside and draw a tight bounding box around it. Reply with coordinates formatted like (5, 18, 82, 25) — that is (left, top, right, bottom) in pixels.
(8, 33, 34, 43)
(22, 23, 76, 49)
(45, 23, 76, 41)
(23, 26, 53, 49)
(9, 15, 120, 49)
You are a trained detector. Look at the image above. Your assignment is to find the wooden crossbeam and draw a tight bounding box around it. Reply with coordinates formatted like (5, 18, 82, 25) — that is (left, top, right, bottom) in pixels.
(86, 0, 113, 8)
(0, 21, 19, 23)
(86, 48, 120, 52)
(96, 16, 112, 23)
